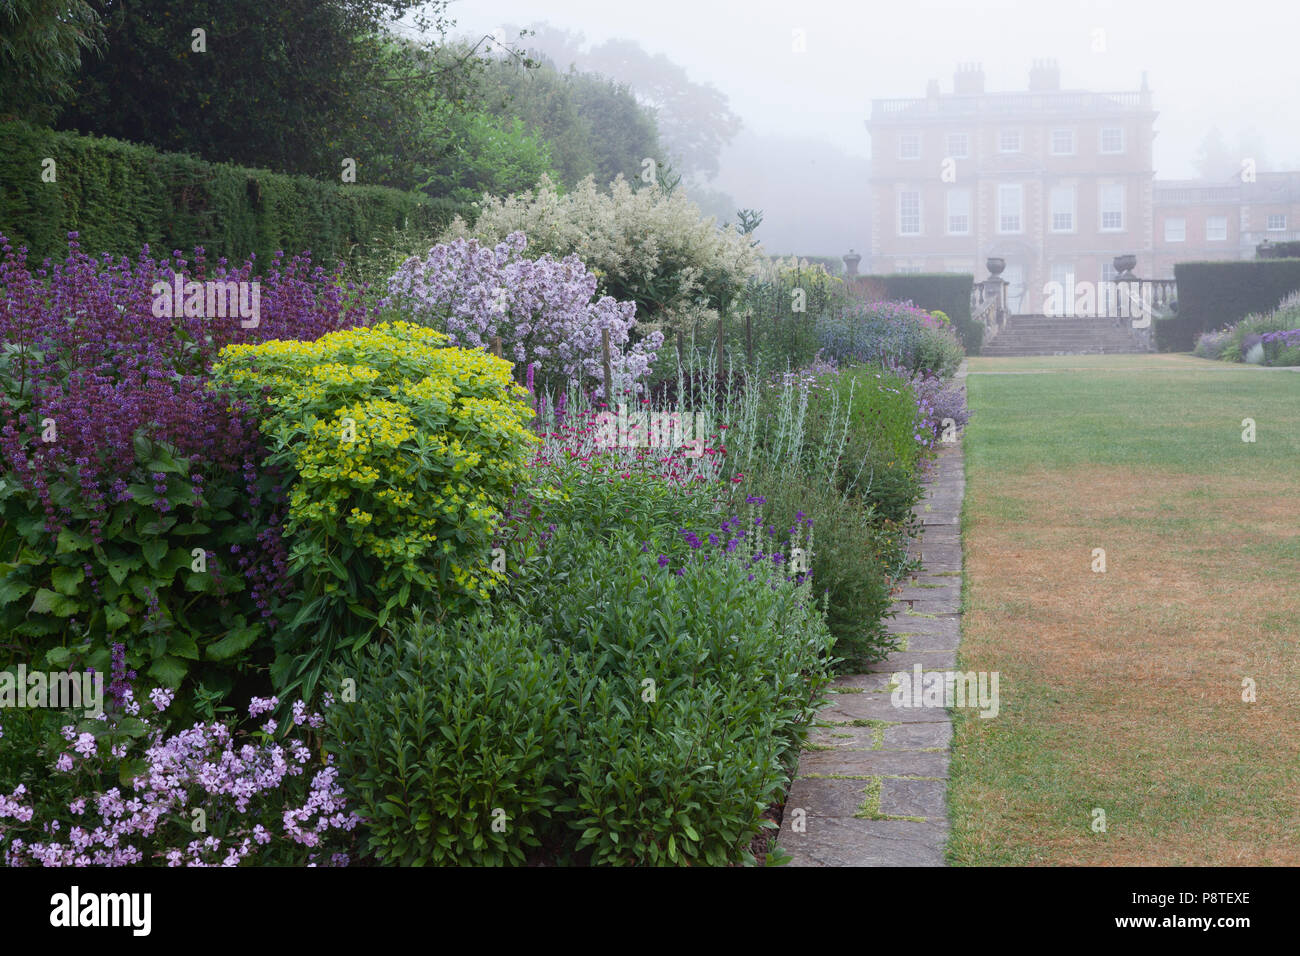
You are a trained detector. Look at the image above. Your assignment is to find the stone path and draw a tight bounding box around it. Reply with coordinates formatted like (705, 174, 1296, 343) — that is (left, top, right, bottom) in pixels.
(778, 362, 967, 866)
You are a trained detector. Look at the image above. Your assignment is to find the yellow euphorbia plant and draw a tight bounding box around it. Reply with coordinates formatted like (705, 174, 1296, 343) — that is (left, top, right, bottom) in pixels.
(211, 321, 537, 697)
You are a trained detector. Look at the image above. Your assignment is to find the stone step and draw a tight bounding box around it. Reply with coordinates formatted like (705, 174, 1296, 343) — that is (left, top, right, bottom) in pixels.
(984, 343, 1146, 348)
(981, 350, 1148, 356)
(984, 341, 1145, 348)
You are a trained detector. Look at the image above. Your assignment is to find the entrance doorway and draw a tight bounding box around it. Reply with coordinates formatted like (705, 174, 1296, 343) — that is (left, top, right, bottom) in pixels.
(1003, 264, 1027, 314)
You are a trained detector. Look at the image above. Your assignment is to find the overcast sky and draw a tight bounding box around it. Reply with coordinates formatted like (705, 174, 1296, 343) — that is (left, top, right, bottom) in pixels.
(444, 0, 1300, 179)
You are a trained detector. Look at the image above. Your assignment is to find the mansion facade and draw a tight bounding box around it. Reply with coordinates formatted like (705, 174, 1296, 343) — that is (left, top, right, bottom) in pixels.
(865, 62, 1300, 314)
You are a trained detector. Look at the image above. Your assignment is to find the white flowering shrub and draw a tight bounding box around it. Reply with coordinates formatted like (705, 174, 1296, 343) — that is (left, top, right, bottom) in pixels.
(442, 175, 759, 330)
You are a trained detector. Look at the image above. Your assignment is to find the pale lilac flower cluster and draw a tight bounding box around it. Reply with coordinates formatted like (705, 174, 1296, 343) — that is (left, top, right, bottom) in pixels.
(149, 688, 174, 712)
(0, 683, 358, 867)
(0, 786, 34, 823)
(385, 232, 663, 395)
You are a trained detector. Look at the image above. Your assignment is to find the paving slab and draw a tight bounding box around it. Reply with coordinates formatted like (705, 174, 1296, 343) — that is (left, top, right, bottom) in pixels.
(880, 778, 949, 818)
(796, 749, 950, 778)
(779, 815, 948, 867)
(780, 366, 967, 867)
(882, 721, 953, 750)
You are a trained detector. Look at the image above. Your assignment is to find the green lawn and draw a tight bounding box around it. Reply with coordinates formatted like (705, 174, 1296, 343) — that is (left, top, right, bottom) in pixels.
(968, 352, 1300, 373)
(949, 356, 1300, 865)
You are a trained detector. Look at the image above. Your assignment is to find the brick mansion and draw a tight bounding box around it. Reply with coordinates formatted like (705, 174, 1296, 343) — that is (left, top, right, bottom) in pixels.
(864, 61, 1300, 313)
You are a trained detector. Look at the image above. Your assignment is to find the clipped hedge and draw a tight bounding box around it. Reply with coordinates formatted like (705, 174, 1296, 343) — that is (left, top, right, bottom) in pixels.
(957, 316, 984, 355)
(1154, 314, 1198, 352)
(853, 272, 980, 354)
(1256, 240, 1300, 259)
(0, 121, 469, 270)
(874, 273, 974, 326)
(1166, 259, 1300, 351)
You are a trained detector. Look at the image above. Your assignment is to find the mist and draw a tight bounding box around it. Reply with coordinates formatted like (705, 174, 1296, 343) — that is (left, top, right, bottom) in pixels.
(445, 0, 1300, 257)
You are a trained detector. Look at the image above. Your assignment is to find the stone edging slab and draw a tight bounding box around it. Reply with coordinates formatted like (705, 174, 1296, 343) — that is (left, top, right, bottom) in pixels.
(777, 361, 968, 866)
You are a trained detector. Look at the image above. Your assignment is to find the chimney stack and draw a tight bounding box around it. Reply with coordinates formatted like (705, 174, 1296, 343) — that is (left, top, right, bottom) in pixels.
(953, 62, 984, 95)
(1028, 58, 1060, 91)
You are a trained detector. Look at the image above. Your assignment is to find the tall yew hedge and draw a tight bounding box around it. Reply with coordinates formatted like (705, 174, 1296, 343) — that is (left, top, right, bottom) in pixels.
(1159, 259, 1300, 351)
(0, 122, 468, 269)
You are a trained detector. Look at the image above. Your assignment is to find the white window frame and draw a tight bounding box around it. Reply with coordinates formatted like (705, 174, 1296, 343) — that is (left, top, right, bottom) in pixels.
(946, 132, 969, 159)
(998, 184, 1023, 234)
(1050, 263, 1075, 287)
(946, 189, 971, 235)
(999, 128, 1022, 153)
(898, 191, 921, 235)
(1164, 217, 1186, 242)
(1100, 127, 1125, 154)
(899, 133, 921, 160)
(1050, 186, 1075, 233)
(1267, 213, 1287, 231)
(1206, 215, 1228, 241)
(1099, 183, 1125, 232)
(1050, 129, 1075, 155)
(1049, 263, 1076, 312)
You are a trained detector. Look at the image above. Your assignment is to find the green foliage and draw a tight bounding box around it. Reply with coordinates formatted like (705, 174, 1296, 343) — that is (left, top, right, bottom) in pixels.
(823, 367, 927, 517)
(1219, 304, 1300, 362)
(567, 71, 663, 188)
(0, 121, 466, 271)
(1154, 314, 1195, 352)
(958, 316, 985, 355)
(735, 208, 764, 239)
(1255, 240, 1300, 259)
(520, 522, 832, 868)
(57, 0, 463, 184)
(0, 0, 104, 124)
(1167, 259, 1300, 351)
(648, 273, 836, 389)
(441, 173, 757, 329)
(210, 322, 537, 700)
(324, 607, 574, 866)
(328, 478, 836, 866)
(509, 24, 744, 180)
(512, 522, 835, 865)
(753, 366, 923, 661)
(717, 362, 925, 662)
(748, 478, 900, 669)
(520, 468, 717, 557)
(335, 225, 450, 299)
(868, 273, 974, 325)
(1276, 344, 1300, 366)
(915, 326, 966, 380)
(698, 257, 848, 373)
(472, 54, 662, 190)
(417, 112, 555, 204)
(563, 35, 742, 181)
(0, 430, 272, 713)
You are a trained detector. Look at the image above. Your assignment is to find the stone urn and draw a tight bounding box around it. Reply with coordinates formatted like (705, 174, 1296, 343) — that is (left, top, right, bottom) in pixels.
(1113, 254, 1137, 276)
(843, 249, 862, 277)
(986, 257, 1005, 277)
